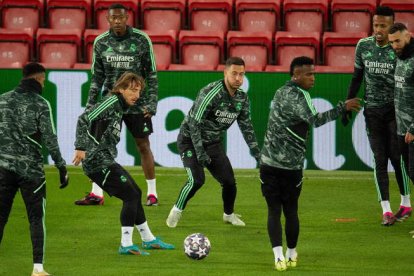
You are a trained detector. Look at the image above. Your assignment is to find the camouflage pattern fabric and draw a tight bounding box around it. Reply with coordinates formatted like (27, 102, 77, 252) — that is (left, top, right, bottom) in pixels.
(179, 80, 260, 162)
(261, 81, 345, 170)
(88, 26, 158, 115)
(0, 79, 66, 179)
(75, 94, 127, 175)
(394, 44, 414, 135)
(354, 36, 396, 107)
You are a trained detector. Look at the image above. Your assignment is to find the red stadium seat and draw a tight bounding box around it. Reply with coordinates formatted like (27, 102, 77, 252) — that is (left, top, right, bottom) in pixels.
(141, 0, 186, 32)
(188, 0, 233, 32)
(94, 0, 138, 30)
(315, 65, 354, 73)
(36, 28, 82, 67)
(144, 30, 177, 69)
(83, 29, 106, 64)
(235, 0, 281, 33)
(73, 63, 92, 70)
(264, 65, 290, 72)
(227, 31, 273, 71)
(47, 0, 92, 30)
(380, 0, 414, 32)
(323, 32, 367, 66)
(275, 32, 321, 66)
(0, 28, 33, 68)
(331, 0, 377, 33)
(179, 30, 224, 67)
(1, 0, 43, 31)
(283, 0, 328, 32)
(168, 64, 217, 71)
(41, 62, 73, 69)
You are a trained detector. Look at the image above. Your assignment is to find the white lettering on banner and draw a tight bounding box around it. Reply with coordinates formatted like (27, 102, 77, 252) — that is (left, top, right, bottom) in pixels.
(226, 75, 256, 168)
(152, 96, 193, 167)
(115, 126, 133, 165)
(48, 72, 87, 165)
(227, 123, 257, 168)
(48, 72, 133, 165)
(240, 75, 249, 93)
(352, 109, 372, 168)
(312, 98, 345, 170)
(45, 72, 390, 170)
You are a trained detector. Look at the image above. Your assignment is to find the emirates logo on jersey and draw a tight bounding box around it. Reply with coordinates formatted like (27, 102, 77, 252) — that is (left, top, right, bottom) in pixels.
(364, 60, 394, 74)
(214, 110, 237, 124)
(106, 55, 135, 69)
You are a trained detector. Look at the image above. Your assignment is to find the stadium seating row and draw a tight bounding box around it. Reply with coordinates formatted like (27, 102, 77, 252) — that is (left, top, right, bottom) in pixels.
(0, 28, 367, 70)
(0, 0, 413, 34)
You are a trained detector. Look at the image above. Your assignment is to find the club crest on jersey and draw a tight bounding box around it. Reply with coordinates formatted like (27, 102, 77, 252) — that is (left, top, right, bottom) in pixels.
(129, 43, 137, 52)
(120, 175, 127, 183)
(186, 150, 192, 158)
(235, 102, 242, 111)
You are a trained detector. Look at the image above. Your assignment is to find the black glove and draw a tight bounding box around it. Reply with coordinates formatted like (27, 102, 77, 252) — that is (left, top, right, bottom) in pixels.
(198, 154, 211, 167)
(341, 111, 352, 126)
(58, 167, 69, 189)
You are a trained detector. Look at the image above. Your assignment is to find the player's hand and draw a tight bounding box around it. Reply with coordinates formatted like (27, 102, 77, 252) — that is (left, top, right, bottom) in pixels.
(58, 166, 69, 189)
(72, 150, 85, 166)
(405, 132, 414, 144)
(198, 154, 211, 167)
(341, 111, 352, 126)
(344, 98, 362, 112)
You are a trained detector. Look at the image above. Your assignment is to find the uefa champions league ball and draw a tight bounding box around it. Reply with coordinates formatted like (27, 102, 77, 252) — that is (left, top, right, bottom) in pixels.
(183, 233, 211, 260)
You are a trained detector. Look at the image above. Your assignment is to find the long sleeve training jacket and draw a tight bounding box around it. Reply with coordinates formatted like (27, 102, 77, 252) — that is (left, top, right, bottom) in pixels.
(179, 80, 260, 162)
(261, 81, 345, 170)
(0, 79, 66, 178)
(88, 26, 157, 115)
(394, 38, 414, 136)
(75, 94, 128, 175)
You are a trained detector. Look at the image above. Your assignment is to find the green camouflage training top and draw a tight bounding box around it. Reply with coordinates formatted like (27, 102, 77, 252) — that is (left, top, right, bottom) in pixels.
(353, 36, 396, 108)
(75, 94, 128, 175)
(261, 81, 345, 170)
(0, 79, 66, 179)
(180, 80, 260, 162)
(394, 39, 414, 136)
(88, 26, 157, 115)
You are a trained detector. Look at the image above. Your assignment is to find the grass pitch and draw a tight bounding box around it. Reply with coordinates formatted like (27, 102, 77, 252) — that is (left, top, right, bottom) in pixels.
(1, 167, 414, 275)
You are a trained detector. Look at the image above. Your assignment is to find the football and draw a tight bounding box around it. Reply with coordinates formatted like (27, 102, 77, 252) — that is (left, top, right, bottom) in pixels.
(183, 233, 211, 260)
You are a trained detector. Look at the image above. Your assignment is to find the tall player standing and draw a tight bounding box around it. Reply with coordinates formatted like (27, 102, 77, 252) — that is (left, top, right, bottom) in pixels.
(344, 6, 410, 226)
(75, 3, 159, 206)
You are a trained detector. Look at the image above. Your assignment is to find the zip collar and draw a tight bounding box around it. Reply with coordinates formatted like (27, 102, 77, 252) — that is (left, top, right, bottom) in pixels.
(15, 78, 42, 95)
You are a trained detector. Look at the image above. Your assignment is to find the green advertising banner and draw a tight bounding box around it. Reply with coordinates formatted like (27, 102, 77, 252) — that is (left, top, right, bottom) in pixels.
(0, 69, 372, 171)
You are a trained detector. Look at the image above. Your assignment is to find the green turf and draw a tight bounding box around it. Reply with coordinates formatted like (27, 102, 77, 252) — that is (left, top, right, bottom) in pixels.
(1, 167, 414, 275)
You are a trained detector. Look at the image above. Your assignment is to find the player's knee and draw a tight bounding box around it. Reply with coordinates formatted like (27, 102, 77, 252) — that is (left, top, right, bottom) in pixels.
(120, 186, 142, 203)
(192, 178, 205, 189)
(221, 179, 236, 187)
(135, 138, 151, 153)
(389, 157, 401, 168)
(374, 157, 388, 169)
(124, 194, 140, 207)
(27, 204, 43, 223)
(284, 211, 299, 221)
